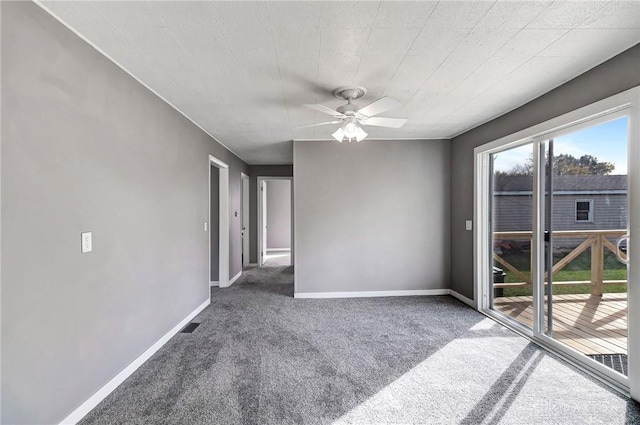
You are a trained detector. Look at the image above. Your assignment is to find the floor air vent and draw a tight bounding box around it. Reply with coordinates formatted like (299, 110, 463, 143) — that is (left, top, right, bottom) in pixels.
(180, 322, 200, 333)
(587, 354, 627, 375)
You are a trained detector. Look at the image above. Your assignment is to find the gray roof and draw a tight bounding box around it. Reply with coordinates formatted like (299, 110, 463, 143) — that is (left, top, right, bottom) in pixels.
(494, 174, 627, 192)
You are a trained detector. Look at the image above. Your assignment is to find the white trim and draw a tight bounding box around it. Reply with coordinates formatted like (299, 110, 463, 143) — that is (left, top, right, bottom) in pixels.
(223, 271, 242, 288)
(495, 190, 627, 196)
(209, 155, 230, 291)
(293, 142, 298, 295)
(0, 2, 3, 421)
(249, 263, 258, 267)
(292, 137, 447, 142)
(33, 2, 247, 164)
(59, 299, 210, 425)
(266, 248, 291, 252)
(449, 290, 476, 308)
(209, 281, 219, 287)
(628, 86, 640, 401)
(474, 100, 632, 156)
(294, 289, 450, 299)
(241, 173, 250, 268)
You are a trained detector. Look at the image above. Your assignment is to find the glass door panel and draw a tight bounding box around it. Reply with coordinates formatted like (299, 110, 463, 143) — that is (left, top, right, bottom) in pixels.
(490, 143, 534, 329)
(546, 117, 629, 376)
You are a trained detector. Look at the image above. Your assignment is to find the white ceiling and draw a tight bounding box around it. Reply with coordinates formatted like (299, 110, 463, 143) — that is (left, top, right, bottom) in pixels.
(38, 1, 640, 164)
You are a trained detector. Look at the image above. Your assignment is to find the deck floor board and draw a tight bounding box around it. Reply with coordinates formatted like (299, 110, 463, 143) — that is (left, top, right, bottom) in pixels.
(493, 293, 627, 356)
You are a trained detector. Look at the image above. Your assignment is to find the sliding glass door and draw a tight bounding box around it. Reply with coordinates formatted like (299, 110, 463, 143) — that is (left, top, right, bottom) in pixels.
(543, 117, 629, 376)
(489, 142, 535, 330)
(477, 89, 639, 393)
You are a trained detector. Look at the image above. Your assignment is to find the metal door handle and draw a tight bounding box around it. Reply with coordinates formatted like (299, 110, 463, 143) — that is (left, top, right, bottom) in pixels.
(615, 234, 630, 265)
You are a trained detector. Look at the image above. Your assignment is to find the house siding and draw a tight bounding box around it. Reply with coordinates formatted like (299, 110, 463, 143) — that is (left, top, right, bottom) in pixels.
(493, 192, 627, 248)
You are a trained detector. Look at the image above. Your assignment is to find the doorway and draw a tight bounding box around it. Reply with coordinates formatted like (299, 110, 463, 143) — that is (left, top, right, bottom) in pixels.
(209, 155, 229, 288)
(257, 177, 293, 267)
(475, 88, 640, 396)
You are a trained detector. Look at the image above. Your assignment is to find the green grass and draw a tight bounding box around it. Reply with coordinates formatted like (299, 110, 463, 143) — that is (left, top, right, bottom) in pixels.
(496, 248, 628, 297)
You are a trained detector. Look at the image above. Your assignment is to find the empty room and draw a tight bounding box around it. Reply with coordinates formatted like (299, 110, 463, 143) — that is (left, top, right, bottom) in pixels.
(2, 1, 640, 424)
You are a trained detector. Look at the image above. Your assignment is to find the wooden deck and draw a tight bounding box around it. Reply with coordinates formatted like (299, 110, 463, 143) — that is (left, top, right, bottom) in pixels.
(493, 293, 627, 355)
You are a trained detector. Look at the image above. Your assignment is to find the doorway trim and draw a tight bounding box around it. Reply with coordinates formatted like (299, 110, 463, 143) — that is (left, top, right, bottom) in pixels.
(474, 87, 640, 398)
(241, 173, 250, 268)
(209, 155, 230, 289)
(257, 176, 294, 267)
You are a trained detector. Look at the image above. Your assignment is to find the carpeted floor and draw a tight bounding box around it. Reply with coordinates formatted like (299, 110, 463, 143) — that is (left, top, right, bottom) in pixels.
(263, 252, 291, 267)
(79, 267, 640, 424)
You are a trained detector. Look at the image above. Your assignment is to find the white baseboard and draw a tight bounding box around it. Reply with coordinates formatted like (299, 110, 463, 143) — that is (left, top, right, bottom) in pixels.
(209, 281, 219, 287)
(227, 271, 242, 287)
(59, 299, 210, 425)
(449, 289, 476, 308)
(249, 263, 258, 267)
(266, 248, 291, 252)
(294, 289, 450, 299)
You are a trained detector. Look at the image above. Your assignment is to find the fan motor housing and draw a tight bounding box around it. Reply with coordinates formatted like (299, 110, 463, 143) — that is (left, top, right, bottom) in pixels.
(336, 104, 358, 115)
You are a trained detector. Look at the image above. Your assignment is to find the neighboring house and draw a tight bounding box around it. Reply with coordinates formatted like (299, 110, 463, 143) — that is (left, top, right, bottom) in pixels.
(493, 174, 627, 248)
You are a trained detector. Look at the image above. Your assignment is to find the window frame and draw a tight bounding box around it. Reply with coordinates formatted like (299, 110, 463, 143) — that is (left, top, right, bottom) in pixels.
(575, 198, 594, 223)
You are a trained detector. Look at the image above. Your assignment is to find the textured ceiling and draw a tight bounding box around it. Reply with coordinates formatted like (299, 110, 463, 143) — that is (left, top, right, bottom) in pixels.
(38, 1, 640, 164)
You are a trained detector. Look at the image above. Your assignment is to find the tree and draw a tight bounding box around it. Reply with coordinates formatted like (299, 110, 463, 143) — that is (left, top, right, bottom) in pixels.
(553, 154, 615, 175)
(497, 153, 615, 176)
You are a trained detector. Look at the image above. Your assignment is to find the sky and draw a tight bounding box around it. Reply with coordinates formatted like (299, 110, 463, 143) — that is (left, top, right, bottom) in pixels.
(493, 116, 629, 175)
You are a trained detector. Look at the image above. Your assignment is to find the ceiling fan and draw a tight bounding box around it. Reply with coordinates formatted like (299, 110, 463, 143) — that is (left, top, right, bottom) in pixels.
(301, 86, 408, 142)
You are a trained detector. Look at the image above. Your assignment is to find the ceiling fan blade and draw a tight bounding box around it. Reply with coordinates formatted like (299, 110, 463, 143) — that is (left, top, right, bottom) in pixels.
(295, 120, 342, 129)
(357, 96, 401, 117)
(304, 104, 344, 118)
(361, 117, 408, 128)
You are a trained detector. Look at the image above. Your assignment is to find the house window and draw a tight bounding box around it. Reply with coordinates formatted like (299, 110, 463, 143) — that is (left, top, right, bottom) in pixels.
(575, 199, 593, 222)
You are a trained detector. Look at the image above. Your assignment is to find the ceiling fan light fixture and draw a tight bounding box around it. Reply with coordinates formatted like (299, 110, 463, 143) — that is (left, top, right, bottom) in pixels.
(332, 127, 345, 143)
(303, 86, 406, 143)
(343, 121, 358, 139)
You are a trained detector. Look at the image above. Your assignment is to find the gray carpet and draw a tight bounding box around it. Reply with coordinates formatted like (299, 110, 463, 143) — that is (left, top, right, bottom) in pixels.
(263, 252, 291, 267)
(79, 268, 640, 424)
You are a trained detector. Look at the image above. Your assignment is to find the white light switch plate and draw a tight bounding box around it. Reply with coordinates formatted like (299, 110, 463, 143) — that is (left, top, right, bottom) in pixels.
(81, 232, 92, 253)
(465, 220, 473, 231)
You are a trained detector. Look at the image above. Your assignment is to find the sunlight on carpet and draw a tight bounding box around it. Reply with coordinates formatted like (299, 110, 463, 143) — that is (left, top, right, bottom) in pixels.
(333, 336, 630, 425)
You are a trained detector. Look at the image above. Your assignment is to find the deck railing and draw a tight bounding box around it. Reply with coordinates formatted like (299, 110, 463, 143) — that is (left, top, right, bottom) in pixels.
(493, 229, 627, 296)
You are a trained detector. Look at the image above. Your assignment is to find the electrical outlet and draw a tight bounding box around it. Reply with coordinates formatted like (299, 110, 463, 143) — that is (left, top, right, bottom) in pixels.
(81, 232, 92, 253)
(465, 220, 473, 231)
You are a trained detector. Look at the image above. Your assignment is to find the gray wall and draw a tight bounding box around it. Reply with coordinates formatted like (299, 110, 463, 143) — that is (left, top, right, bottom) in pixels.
(210, 166, 219, 281)
(450, 43, 640, 299)
(294, 140, 450, 294)
(248, 165, 293, 263)
(0, 2, 248, 424)
(266, 180, 292, 250)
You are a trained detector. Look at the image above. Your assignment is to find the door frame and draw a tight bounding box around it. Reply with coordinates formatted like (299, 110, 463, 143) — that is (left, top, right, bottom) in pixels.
(241, 173, 250, 268)
(474, 87, 640, 397)
(209, 155, 230, 289)
(257, 176, 294, 267)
